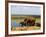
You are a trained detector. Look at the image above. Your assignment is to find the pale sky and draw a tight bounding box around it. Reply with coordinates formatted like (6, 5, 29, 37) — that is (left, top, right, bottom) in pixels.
(11, 5, 41, 15)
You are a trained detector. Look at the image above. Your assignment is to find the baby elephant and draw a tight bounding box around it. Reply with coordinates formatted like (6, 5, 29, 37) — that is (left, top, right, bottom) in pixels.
(35, 23, 41, 27)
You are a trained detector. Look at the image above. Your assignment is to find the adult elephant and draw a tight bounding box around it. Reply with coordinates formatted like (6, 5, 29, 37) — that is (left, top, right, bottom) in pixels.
(27, 19, 36, 26)
(20, 18, 27, 27)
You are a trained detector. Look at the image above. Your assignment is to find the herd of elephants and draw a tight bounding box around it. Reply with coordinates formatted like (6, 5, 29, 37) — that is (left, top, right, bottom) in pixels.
(20, 18, 41, 27)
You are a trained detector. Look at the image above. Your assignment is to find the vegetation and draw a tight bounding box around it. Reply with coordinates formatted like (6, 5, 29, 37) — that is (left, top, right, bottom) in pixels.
(11, 16, 41, 31)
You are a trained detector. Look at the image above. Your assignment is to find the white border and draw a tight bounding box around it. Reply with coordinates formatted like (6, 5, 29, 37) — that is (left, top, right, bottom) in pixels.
(8, 3, 43, 34)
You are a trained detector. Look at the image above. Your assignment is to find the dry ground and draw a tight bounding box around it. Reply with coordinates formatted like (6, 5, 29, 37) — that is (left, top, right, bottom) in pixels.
(11, 26, 40, 31)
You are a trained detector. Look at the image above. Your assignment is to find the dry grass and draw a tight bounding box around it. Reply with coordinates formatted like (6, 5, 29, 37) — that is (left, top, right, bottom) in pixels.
(11, 26, 40, 31)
